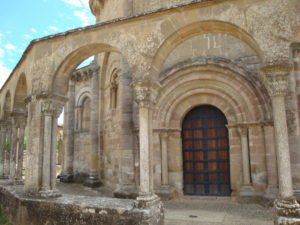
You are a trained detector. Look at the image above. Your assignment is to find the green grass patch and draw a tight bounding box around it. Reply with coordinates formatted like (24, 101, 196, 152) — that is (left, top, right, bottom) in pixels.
(0, 209, 12, 225)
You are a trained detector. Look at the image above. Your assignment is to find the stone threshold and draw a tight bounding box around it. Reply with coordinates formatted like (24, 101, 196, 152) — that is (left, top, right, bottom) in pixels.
(0, 183, 160, 225)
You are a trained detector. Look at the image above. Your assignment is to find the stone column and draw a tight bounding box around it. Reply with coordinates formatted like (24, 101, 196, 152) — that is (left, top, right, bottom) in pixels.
(4, 123, 11, 178)
(84, 62, 101, 188)
(0, 123, 6, 178)
(16, 120, 26, 181)
(261, 64, 300, 223)
(237, 126, 254, 195)
(40, 99, 63, 197)
(263, 123, 279, 198)
(24, 92, 66, 197)
(132, 81, 161, 206)
(60, 79, 75, 183)
(9, 120, 18, 182)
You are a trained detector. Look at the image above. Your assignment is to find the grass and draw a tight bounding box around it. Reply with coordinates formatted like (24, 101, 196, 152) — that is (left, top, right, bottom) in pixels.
(0, 209, 12, 225)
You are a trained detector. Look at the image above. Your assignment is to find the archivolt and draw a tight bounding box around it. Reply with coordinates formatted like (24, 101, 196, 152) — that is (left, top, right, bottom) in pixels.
(153, 63, 271, 129)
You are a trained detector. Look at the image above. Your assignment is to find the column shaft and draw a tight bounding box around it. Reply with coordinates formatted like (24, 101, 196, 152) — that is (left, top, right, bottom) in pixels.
(9, 124, 18, 181)
(139, 107, 150, 195)
(160, 132, 169, 186)
(61, 80, 75, 182)
(272, 96, 294, 198)
(16, 125, 25, 179)
(239, 127, 251, 186)
(42, 114, 52, 191)
(0, 126, 6, 178)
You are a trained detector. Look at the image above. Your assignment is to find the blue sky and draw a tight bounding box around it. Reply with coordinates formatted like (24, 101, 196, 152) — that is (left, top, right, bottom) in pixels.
(0, 0, 95, 88)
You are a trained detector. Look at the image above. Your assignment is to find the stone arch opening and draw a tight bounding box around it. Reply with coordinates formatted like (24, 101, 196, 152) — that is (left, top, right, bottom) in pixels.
(13, 73, 28, 114)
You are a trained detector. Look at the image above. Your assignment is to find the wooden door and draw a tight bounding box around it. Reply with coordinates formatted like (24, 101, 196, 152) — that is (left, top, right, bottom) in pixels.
(182, 105, 231, 196)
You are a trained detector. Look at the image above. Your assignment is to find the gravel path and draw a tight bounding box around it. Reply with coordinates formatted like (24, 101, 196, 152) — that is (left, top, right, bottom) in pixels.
(164, 198, 274, 225)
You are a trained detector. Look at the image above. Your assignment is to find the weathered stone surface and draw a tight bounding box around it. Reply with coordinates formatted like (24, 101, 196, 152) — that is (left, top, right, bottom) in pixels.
(0, 184, 163, 225)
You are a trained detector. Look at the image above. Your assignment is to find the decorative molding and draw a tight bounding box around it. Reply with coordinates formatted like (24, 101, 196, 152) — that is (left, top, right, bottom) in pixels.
(274, 198, 300, 218)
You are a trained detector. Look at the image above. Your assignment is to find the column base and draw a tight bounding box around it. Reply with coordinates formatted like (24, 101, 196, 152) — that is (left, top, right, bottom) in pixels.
(114, 185, 138, 199)
(83, 176, 101, 188)
(156, 185, 177, 200)
(133, 193, 164, 225)
(60, 173, 74, 183)
(39, 189, 62, 198)
(274, 198, 300, 225)
(239, 185, 257, 196)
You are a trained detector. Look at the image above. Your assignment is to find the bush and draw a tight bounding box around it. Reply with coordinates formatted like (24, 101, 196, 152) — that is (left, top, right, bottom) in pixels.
(0, 209, 12, 225)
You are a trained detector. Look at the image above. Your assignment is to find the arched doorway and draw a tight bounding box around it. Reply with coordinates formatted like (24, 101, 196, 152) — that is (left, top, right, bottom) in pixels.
(182, 105, 231, 196)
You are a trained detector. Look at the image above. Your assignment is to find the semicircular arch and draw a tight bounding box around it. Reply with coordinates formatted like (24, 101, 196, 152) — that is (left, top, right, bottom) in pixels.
(154, 64, 271, 130)
(151, 20, 263, 80)
(52, 43, 121, 96)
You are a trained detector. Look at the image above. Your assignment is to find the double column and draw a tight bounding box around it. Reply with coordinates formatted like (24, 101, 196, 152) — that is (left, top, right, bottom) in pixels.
(24, 93, 65, 197)
(261, 64, 300, 223)
(9, 113, 27, 182)
(84, 62, 101, 187)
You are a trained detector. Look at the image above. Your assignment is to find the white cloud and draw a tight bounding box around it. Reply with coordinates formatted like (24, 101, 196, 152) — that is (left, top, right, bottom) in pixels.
(49, 26, 59, 31)
(31, 28, 38, 33)
(62, 0, 89, 8)
(74, 10, 93, 26)
(4, 44, 17, 50)
(0, 61, 11, 89)
(0, 48, 4, 58)
(24, 34, 33, 39)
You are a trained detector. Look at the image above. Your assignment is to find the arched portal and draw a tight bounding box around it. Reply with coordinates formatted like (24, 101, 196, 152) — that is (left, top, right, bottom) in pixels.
(182, 105, 230, 196)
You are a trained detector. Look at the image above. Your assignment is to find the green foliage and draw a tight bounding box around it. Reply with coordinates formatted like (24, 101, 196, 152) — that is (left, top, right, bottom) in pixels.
(0, 209, 12, 225)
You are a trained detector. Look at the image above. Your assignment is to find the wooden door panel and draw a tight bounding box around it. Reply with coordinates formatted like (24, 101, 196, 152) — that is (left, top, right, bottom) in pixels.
(182, 105, 231, 196)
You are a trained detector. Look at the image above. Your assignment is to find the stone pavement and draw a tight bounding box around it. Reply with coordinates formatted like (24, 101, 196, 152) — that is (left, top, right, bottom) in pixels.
(164, 198, 274, 225)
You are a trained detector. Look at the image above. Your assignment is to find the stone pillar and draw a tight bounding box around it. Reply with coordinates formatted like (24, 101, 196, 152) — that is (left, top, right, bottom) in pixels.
(60, 79, 75, 183)
(40, 100, 63, 197)
(24, 93, 65, 197)
(16, 120, 26, 181)
(261, 64, 300, 224)
(9, 120, 18, 182)
(84, 62, 101, 188)
(4, 123, 11, 178)
(132, 81, 161, 203)
(237, 126, 254, 195)
(0, 123, 6, 178)
(114, 70, 137, 199)
(156, 130, 175, 199)
(263, 124, 279, 198)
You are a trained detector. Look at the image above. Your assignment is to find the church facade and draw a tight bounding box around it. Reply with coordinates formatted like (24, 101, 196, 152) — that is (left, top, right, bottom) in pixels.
(1, 0, 300, 224)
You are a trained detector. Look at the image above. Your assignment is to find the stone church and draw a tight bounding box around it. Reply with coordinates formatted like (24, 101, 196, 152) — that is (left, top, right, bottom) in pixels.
(0, 0, 300, 224)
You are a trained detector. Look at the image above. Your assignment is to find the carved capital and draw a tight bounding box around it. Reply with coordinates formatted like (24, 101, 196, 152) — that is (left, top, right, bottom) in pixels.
(260, 64, 292, 97)
(132, 81, 152, 108)
(42, 100, 64, 118)
(237, 126, 248, 137)
(132, 80, 161, 108)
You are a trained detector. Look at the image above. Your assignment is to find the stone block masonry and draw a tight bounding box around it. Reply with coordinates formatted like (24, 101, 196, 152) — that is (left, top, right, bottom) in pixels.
(0, 183, 164, 225)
